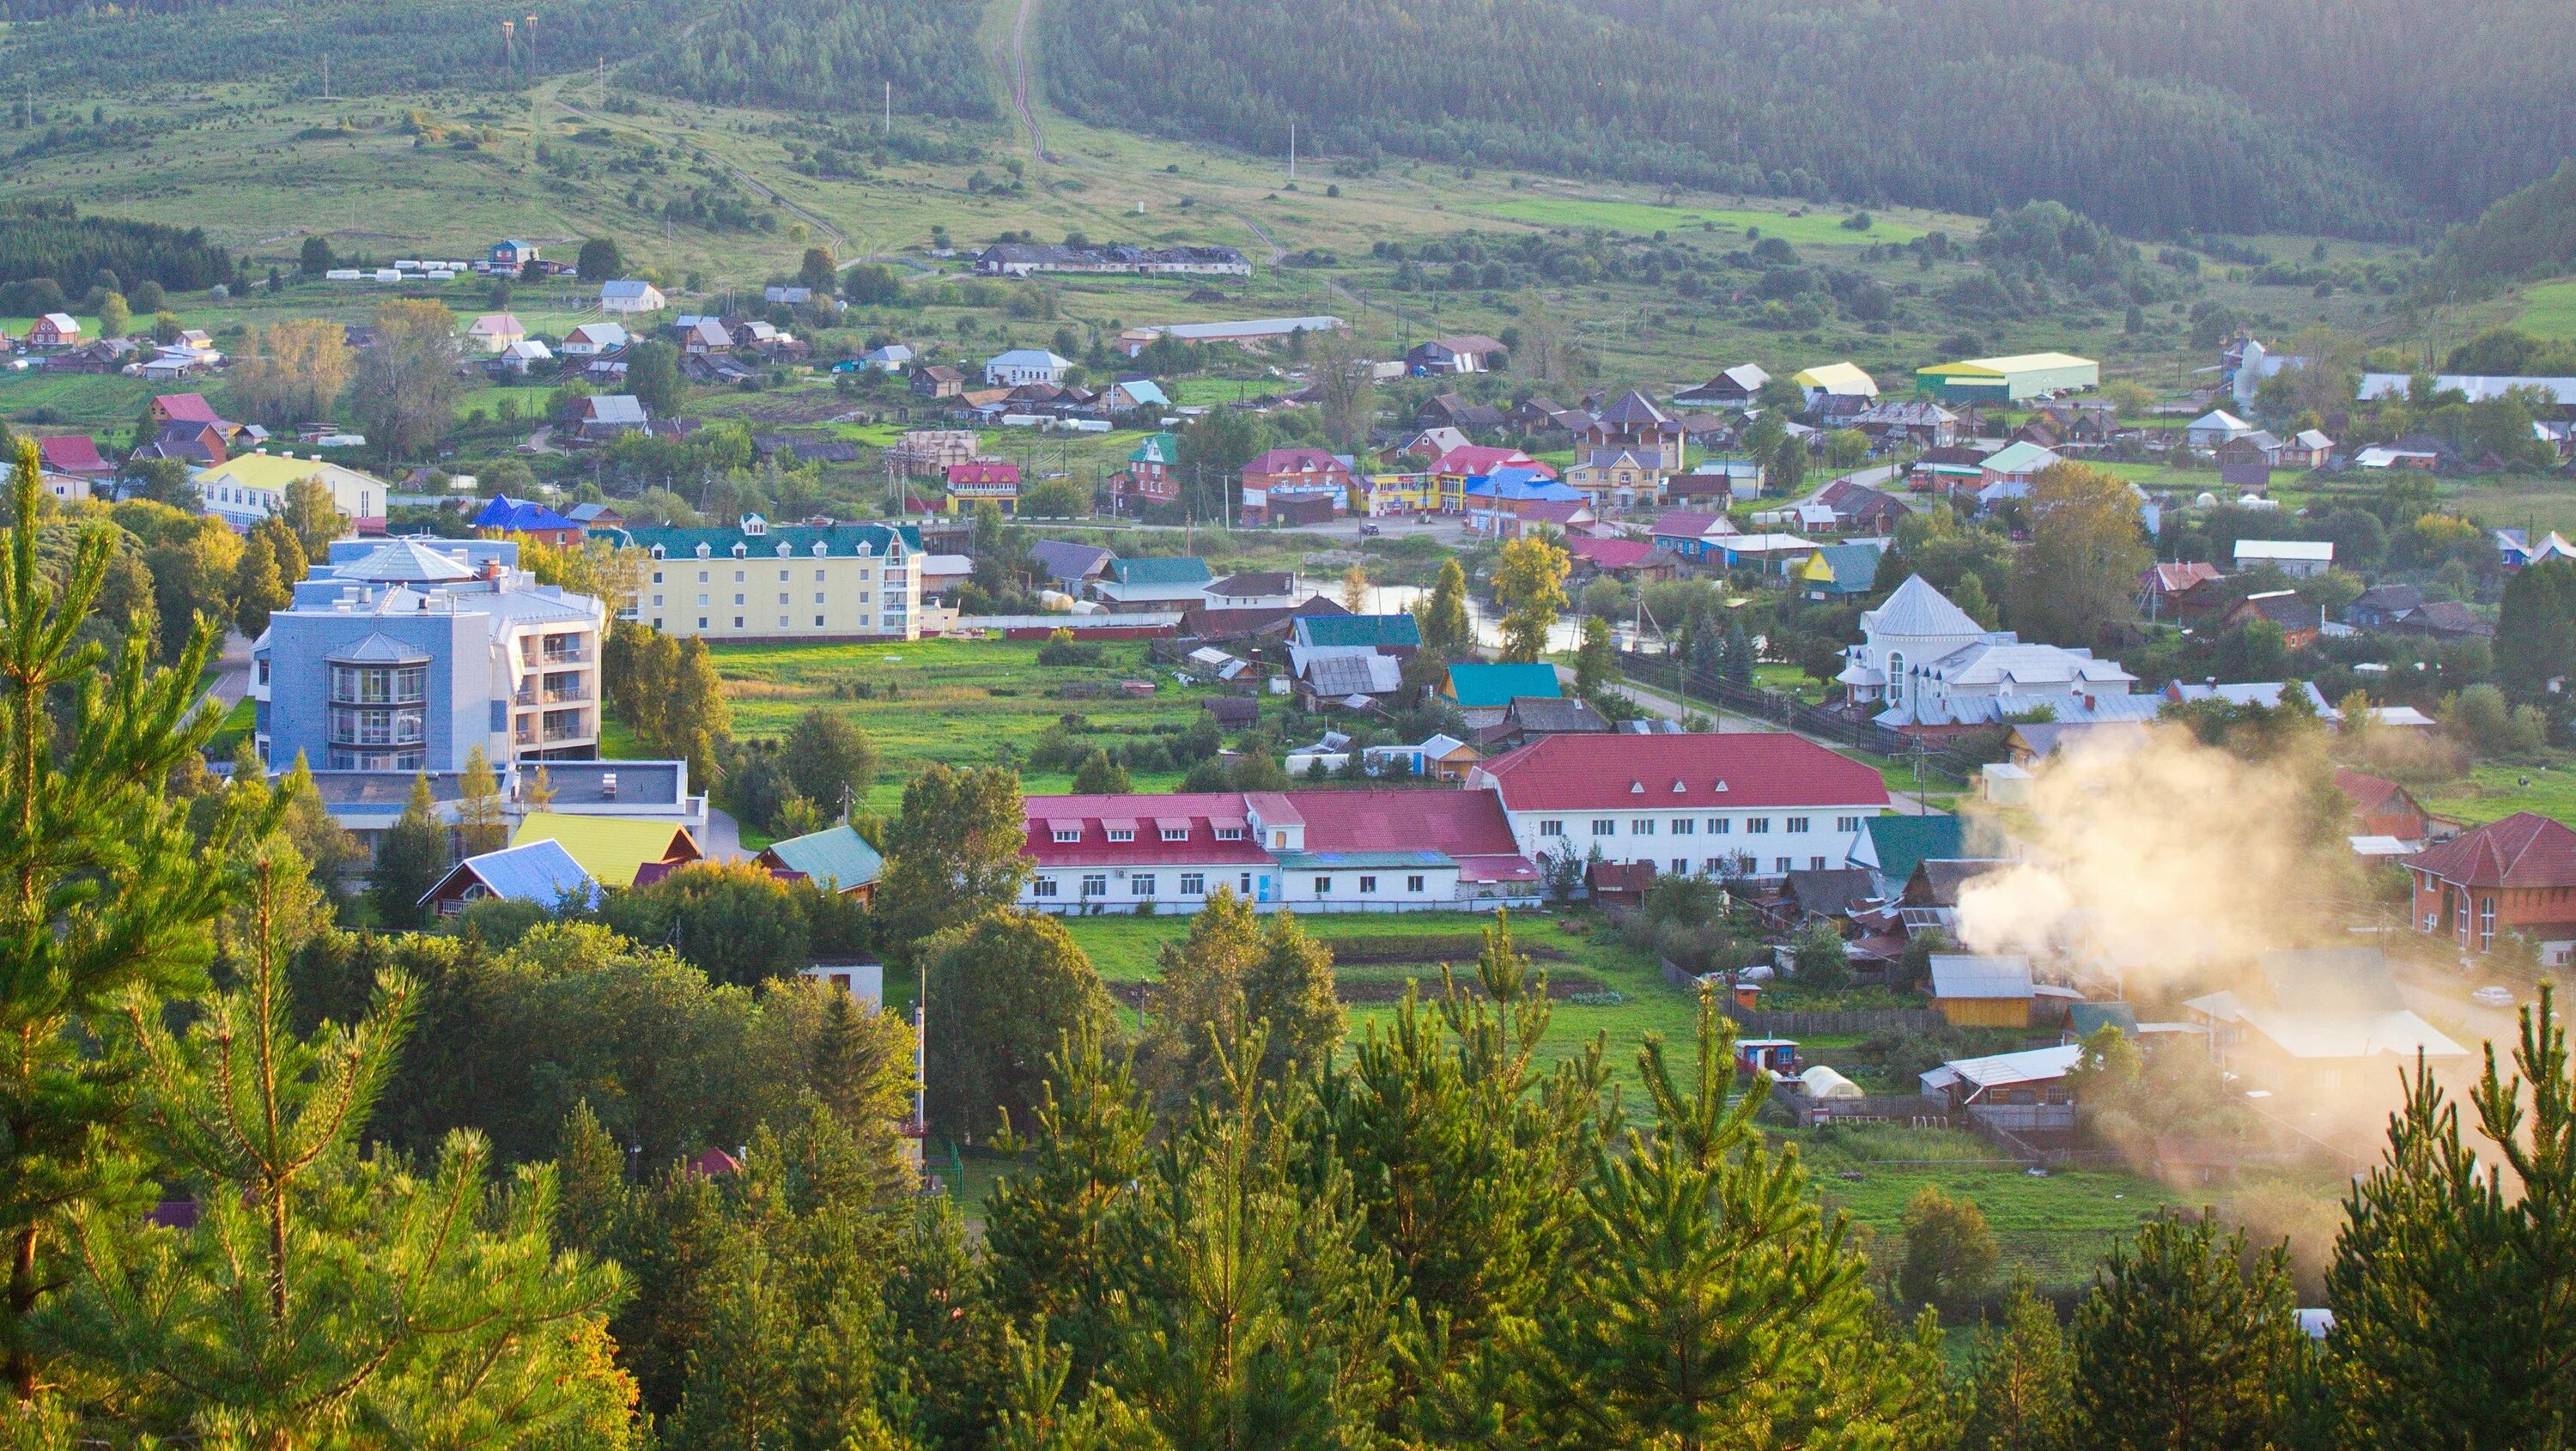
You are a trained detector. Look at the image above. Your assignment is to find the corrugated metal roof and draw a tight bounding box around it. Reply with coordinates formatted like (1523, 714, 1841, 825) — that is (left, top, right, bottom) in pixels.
(1929, 954, 2033, 1000)
(761, 823, 884, 891)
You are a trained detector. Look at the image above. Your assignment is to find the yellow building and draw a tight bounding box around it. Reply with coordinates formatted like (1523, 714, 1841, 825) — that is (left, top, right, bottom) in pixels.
(1929, 954, 2035, 1029)
(194, 452, 392, 531)
(1352, 471, 1438, 516)
(620, 516, 923, 642)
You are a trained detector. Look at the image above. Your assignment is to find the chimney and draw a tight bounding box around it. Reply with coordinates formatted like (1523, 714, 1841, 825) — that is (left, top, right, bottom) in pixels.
(481, 557, 505, 582)
(598, 772, 618, 799)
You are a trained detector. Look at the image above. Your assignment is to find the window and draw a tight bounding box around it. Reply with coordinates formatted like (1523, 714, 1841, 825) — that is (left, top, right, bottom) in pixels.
(1051, 826, 1080, 843)
(1592, 819, 1617, 837)
(815, 616, 825, 628)
(1747, 818, 1772, 835)
(652, 593, 665, 607)
(1786, 817, 1810, 834)
(732, 616, 744, 629)
(697, 618, 708, 630)
(1214, 825, 1243, 841)
(1406, 874, 1425, 893)
(778, 616, 790, 628)
(1703, 858, 1724, 876)
(698, 570, 709, 583)
(777, 592, 790, 605)
(1836, 816, 1862, 833)
(1105, 828, 1134, 843)
(1080, 874, 1107, 897)
(1708, 817, 1731, 835)
(1315, 877, 1333, 896)
(2481, 896, 2497, 950)
(815, 569, 827, 581)
(1774, 857, 1792, 874)
(1359, 876, 1378, 894)
(733, 570, 745, 582)
(1240, 873, 1255, 895)
(1181, 872, 1205, 895)
(1811, 855, 1827, 871)
(1160, 826, 1188, 842)
(1673, 859, 1688, 875)
(1030, 877, 1059, 898)
(777, 568, 789, 581)
(814, 592, 826, 604)
(1631, 819, 1656, 836)
(653, 571, 665, 584)
(1132, 875, 1157, 897)
(696, 593, 709, 607)
(732, 593, 745, 606)
(1672, 818, 1696, 836)
(1539, 819, 1564, 837)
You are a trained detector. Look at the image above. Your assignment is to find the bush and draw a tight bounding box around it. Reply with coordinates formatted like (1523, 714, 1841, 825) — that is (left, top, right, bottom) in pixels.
(1898, 1184, 1999, 1307)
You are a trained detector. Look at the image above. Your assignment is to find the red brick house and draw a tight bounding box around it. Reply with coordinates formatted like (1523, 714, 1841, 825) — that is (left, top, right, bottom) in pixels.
(2335, 768, 2432, 842)
(1240, 447, 1351, 525)
(26, 313, 81, 349)
(2404, 813, 2576, 959)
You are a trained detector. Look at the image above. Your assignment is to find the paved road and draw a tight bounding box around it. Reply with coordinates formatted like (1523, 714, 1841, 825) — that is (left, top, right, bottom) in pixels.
(203, 630, 253, 715)
(700, 805, 750, 863)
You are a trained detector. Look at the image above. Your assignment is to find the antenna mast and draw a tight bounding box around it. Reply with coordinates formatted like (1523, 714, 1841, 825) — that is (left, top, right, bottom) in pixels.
(1287, 121, 1296, 182)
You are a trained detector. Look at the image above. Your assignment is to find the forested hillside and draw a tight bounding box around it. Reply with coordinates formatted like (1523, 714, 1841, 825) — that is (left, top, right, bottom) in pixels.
(636, 0, 993, 118)
(1044, 0, 2576, 238)
(2433, 160, 2576, 289)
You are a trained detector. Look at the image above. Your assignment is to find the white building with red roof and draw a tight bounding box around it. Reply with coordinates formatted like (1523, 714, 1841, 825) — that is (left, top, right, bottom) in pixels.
(1468, 732, 1889, 883)
(1018, 787, 1539, 913)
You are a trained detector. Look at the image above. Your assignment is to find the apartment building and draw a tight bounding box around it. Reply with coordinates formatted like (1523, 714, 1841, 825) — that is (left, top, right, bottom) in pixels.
(619, 515, 923, 642)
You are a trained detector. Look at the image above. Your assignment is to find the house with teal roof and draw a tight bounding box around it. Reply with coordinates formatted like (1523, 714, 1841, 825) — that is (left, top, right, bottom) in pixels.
(1441, 662, 1564, 727)
(1091, 554, 1214, 607)
(756, 823, 884, 901)
(1118, 431, 1182, 506)
(1291, 614, 1422, 653)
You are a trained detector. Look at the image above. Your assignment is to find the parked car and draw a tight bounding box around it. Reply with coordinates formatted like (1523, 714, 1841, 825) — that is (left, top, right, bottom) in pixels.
(2473, 985, 2518, 1008)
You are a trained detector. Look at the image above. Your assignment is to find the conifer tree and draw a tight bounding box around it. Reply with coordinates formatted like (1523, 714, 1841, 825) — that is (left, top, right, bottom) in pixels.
(0, 439, 247, 1397)
(1962, 1273, 2075, 1451)
(1244, 911, 1341, 1087)
(368, 773, 448, 927)
(2325, 990, 2576, 1448)
(228, 528, 289, 636)
(1137, 886, 1262, 1107)
(1415, 557, 1473, 659)
(46, 849, 633, 1442)
(2069, 1213, 2307, 1451)
(456, 743, 507, 855)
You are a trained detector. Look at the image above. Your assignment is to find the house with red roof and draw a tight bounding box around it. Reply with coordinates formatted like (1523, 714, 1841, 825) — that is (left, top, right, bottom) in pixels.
(2403, 812, 2576, 960)
(151, 392, 226, 428)
(945, 459, 1022, 514)
(2334, 768, 2432, 845)
(1015, 787, 1540, 913)
(34, 434, 111, 479)
(1566, 535, 1677, 580)
(1428, 446, 1552, 512)
(1468, 732, 1888, 883)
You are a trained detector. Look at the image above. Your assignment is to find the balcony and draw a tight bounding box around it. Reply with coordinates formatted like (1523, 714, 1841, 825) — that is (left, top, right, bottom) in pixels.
(541, 683, 591, 705)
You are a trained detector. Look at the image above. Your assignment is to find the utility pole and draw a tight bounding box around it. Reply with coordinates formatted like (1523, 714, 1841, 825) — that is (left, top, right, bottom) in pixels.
(884, 81, 892, 136)
(321, 53, 331, 102)
(1287, 121, 1296, 184)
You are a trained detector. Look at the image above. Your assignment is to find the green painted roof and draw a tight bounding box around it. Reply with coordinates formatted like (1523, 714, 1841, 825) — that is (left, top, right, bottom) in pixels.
(760, 823, 884, 890)
(1129, 432, 1178, 465)
(2068, 1002, 2141, 1038)
(1275, 850, 1454, 870)
(1864, 814, 1963, 887)
(1294, 614, 1423, 649)
(621, 521, 921, 558)
(1109, 555, 1212, 586)
(1443, 662, 1563, 707)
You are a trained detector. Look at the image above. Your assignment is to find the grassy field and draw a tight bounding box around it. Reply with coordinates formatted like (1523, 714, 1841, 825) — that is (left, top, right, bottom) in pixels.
(704, 634, 1230, 812)
(2419, 760, 2576, 826)
(2514, 277, 2576, 342)
(1474, 194, 1932, 246)
(1058, 908, 1698, 1087)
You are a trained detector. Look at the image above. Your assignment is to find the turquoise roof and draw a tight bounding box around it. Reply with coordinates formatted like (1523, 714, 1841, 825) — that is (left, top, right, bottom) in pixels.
(1275, 850, 1454, 871)
(1807, 542, 1885, 593)
(1864, 814, 1963, 886)
(1444, 662, 1562, 708)
(2068, 1002, 2141, 1039)
(761, 823, 884, 891)
(1294, 614, 1423, 649)
(622, 521, 921, 558)
(1129, 431, 1178, 465)
(1109, 555, 1212, 586)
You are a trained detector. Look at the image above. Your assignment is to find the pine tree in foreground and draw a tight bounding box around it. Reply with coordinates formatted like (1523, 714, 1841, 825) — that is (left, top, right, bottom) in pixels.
(2069, 1212, 2309, 1451)
(0, 438, 248, 1398)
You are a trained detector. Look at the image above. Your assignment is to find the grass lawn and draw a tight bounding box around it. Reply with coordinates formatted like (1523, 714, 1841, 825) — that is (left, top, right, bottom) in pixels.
(1793, 1122, 2179, 1289)
(2417, 759, 2576, 826)
(2515, 277, 2576, 342)
(703, 635, 1231, 814)
(1057, 908, 1699, 1087)
(0, 370, 156, 429)
(2092, 459, 2227, 494)
(1473, 195, 1930, 246)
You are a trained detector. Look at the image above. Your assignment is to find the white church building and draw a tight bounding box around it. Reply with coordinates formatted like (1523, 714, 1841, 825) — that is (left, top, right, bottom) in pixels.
(1837, 575, 2153, 732)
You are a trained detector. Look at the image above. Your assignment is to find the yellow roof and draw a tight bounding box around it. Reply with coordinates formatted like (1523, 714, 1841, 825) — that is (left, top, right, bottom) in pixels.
(1789, 361, 1877, 395)
(511, 812, 701, 888)
(1919, 351, 2097, 378)
(196, 454, 378, 493)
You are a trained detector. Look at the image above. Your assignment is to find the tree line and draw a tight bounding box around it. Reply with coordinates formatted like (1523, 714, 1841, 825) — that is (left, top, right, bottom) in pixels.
(1042, 0, 2576, 237)
(0, 200, 232, 295)
(633, 0, 997, 119)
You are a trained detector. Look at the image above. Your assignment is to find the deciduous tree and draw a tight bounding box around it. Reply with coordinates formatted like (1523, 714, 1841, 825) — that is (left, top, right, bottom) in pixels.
(877, 765, 1031, 956)
(353, 299, 463, 464)
(1492, 535, 1570, 663)
(368, 773, 449, 928)
(923, 909, 1112, 1143)
(2008, 462, 2151, 648)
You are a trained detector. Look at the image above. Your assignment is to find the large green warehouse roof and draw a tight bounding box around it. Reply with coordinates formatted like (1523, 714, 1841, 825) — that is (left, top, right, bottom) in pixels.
(1916, 351, 2099, 401)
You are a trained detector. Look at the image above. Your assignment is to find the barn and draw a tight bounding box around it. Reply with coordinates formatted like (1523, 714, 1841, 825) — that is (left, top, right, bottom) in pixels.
(1915, 352, 2099, 404)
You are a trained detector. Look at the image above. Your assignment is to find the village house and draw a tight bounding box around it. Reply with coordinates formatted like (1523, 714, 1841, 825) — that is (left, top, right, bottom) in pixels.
(1201, 571, 1303, 610)
(2185, 949, 2468, 1101)
(1417, 393, 1508, 432)
(2404, 813, 2576, 962)
(1581, 390, 1685, 471)
(2220, 590, 2324, 648)
(1791, 361, 1879, 410)
(1239, 447, 1352, 525)
(2233, 538, 2333, 578)
(573, 394, 651, 441)
(1114, 432, 1182, 507)
(1407, 335, 1507, 375)
(1441, 662, 1564, 730)
(2345, 583, 2422, 630)
(910, 365, 967, 400)
(1463, 470, 1588, 537)
(983, 349, 1072, 387)
(2185, 410, 2254, 451)
(1467, 731, 1887, 883)
(464, 313, 526, 352)
(26, 313, 82, 349)
(1793, 542, 1886, 599)
(1838, 575, 2147, 732)
(2137, 562, 2222, 620)
(1851, 399, 1961, 449)
(1919, 1045, 2080, 1130)
(598, 280, 666, 315)
(1672, 363, 1770, 409)
(2334, 768, 2433, 847)
(753, 823, 884, 902)
(1927, 955, 2038, 1029)
(945, 460, 1022, 514)
(1649, 509, 1741, 562)
(420, 839, 600, 918)
(1091, 556, 1214, 610)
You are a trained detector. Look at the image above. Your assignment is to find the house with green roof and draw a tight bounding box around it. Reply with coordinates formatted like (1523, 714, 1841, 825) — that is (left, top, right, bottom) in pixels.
(512, 812, 702, 889)
(1795, 541, 1886, 599)
(1091, 554, 1212, 607)
(615, 517, 924, 642)
(1847, 813, 1965, 899)
(756, 823, 884, 902)
(1291, 614, 1422, 653)
(1117, 432, 1182, 506)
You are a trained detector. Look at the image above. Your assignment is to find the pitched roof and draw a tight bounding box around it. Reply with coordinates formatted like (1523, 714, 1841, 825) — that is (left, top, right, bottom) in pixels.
(337, 539, 478, 583)
(1862, 574, 1981, 637)
(1504, 695, 1611, 734)
(33, 434, 106, 472)
(471, 495, 582, 532)
(2407, 813, 2576, 891)
(422, 838, 600, 910)
(1567, 536, 1659, 570)
(1243, 446, 1346, 476)
(1785, 867, 1880, 917)
(1030, 538, 1115, 582)
(1475, 732, 1889, 811)
(511, 813, 701, 888)
(1021, 792, 1274, 868)
(1791, 361, 1877, 396)
(759, 823, 884, 890)
(1594, 389, 1672, 427)
(1445, 662, 1563, 707)
(1207, 571, 1297, 598)
(1285, 788, 1526, 862)
(1292, 614, 1421, 650)
(1301, 653, 1405, 695)
(1862, 814, 1965, 885)
(330, 632, 434, 665)
(1979, 440, 2062, 474)
(1929, 954, 2034, 999)
(155, 392, 221, 423)
(1109, 556, 1212, 586)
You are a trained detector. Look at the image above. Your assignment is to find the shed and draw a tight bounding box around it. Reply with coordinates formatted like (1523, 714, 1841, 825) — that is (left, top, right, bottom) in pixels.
(1928, 953, 2034, 1028)
(756, 823, 884, 900)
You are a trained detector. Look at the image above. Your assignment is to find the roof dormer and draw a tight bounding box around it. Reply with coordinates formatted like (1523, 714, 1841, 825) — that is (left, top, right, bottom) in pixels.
(811, 540, 829, 556)
(775, 541, 793, 556)
(1629, 780, 1644, 794)
(731, 543, 748, 558)
(694, 543, 712, 558)
(649, 544, 666, 560)
(741, 513, 768, 537)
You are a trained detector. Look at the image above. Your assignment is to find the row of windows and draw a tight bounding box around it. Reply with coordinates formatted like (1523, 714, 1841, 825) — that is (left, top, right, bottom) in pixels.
(1542, 814, 1865, 839)
(1651, 855, 1830, 876)
(657, 616, 908, 633)
(657, 568, 885, 585)
(1030, 871, 1430, 898)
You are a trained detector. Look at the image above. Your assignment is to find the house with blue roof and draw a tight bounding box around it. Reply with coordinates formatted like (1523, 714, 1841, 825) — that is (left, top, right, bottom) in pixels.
(1463, 469, 1590, 537)
(1291, 614, 1421, 653)
(471, 495, 586, 543)
(421, 838, 600, 917)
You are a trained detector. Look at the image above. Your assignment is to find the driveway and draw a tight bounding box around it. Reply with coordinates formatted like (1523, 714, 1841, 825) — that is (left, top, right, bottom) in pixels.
(699, 805, 750, 863)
